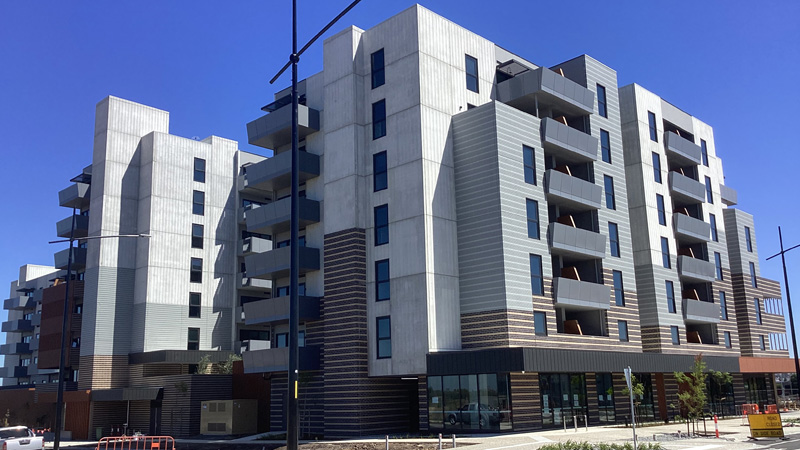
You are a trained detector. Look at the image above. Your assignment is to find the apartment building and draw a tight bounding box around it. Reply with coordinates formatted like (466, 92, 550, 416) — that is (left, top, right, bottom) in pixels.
(0, 3, 793, 439)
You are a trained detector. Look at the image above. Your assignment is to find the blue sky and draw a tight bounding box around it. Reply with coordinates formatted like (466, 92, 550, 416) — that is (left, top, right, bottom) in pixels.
(1, 1, 799, 360)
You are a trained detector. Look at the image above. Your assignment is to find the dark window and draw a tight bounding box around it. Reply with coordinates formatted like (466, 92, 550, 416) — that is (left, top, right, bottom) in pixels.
(372, 100, 386, 140)
(276, 286, 289, 297)
(600, 129, 611, 163)
(609, 222, 620, 257)
(648, 111, 657, 142)
(670, 326, 680, 345)
(377, 316, 391, 359)
(188, 327, 200, 350)
(745, 226, 753, 252)
(526, 199, 540, 239)
(666, 281, 676, 313)
(724, 331, 732, 348)
(374, 204, 389, 245)
(189, 293, 201, 318)
(530, 254, 544, 296)
(604, 175, 615, 210)
(190, 258, 202, 283)
(700, 139, 709, 166)
(376, 259, 390, 301)
(597, 84, 607, 118)
(755, 298, 762, 325)
(465, 55, 478, 93)
(710, 214, 718, 241)
(759, 335, 766, 351)
(652, 152, 662, 183)
(191, 224, 203, 249)
(618, 320, 628, 342)
(661, 237, 671, 268)
(720, 291, 728, 320)
(371, 48, 385, 89)
(613, 270, 624, 306)
(534, 311, 547, 336)
(373, 151, 387, 192)
(194, 158, 206, 183)
(276, 333, 288, 348)
(656, 195, 666, 226)
(750, 262, 757, 288)
(193, 190, 205, 215)
(523, 145, 536, 185)
(714, 252, 723, 280)
(705, 176, 713, 204)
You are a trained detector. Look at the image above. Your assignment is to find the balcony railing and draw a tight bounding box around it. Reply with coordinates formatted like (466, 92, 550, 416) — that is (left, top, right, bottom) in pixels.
(244, 246, 321, 280)
(239, 273, 272, 291)
(720, 184, 738, 206)
(677, 255, 716, 283)
(4, 296, 36, 311)
(245, 197, 320, 235)
(54, 247, 87, 271)
(1, 319, 33, 333)
(683, 298, 720, 324)
(547, 223, 606, 259)
(246, 104, 321, 150)
(0, 342, 32, 355)
(239, 151, 320, 193)
(240, 236, 272, 257)
(541, 118, 599, 163)
(496, 66, 595, 116)
(56, 214, 90, 239)
(243, 345, 321, 373)
(673, 214, 711, 243)
(243, 296, 321, 325)
(544, 170, 602, 211)
(553, 277, 611, 311)
(664, 132, 702, 166)
(668, 171, 706, 205)
(58, 182, 91, 209)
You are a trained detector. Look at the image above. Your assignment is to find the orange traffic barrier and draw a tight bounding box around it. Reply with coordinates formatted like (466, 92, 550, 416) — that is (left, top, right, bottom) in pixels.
(96, 436, 175, 450)
(766, 404, 778, 413)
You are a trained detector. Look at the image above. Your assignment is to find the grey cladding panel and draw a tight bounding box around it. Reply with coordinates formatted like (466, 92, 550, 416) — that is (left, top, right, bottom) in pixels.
(669, 171, 706, 204)
(548, 223, 606, 259)
(673, 214, 711, 243)
(544, 170, 602, 210)
(677, 255, 716, 283)
(553, 277, 611, 310)
(541, 118, 599, 162)
(665, 132, 702, 165)
(683, 299, 720, 324)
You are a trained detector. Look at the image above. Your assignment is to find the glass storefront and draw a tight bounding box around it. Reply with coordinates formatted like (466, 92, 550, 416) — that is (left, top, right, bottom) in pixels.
(744, 375, 770, 406)
(540, 374, 587, 427)
(427, 373, 512, 431)
(595, 373, 615, 423)
(633, 373, 656, 422)
(707, 376, 735, 416)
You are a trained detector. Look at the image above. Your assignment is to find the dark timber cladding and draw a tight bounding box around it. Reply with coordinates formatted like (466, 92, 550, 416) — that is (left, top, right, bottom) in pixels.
(323, 228, 416, 437)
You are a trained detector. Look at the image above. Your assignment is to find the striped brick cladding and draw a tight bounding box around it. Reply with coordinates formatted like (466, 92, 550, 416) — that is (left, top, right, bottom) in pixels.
(418, 376, 429, 432)
(78, 355, 129, 390)
(731, 272, 788, 356)
(510, 373, 540, 431)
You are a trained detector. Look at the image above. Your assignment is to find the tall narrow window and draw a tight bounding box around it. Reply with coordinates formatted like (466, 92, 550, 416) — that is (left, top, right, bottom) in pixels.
(613, 270, 624, 306)
(372, 100, 386, 140)
(371, 48, 385, 89)
(604, 175, 616, 210)
(666, 281, 676, 313)
(661, 237, 671, 268)
(745, 226, 753, 252)
(526, 199, 540, 239)
(710, 213, 718, 241)
(700, 139, 709, 166)
(724, 331, 732, 348)
(656, 194, 666, 226)
(648, 111, 658, 142)
(373, 151, 387, 192)
(187, 328, 200, 351)
(750, 262, 758, 288)
(618, 320, 629, 342)
(652, 152, 662, 183)
(465, 55, 479, 93)
(597, 84, 607, 118)
(759, 335, 766, 351)
(190, 258, 203, 283)
(189, 293, 201, 318)
(714, 252, 723, 280)
(609, 222, 620, 257)
(670, 326, 680, 345)
(376, 259, 390, 301)
(720, 291, 728, 320)
(705, 176, 714, 204)
(530, 254, 544, 296)
(374, 205, 389, 245)
(534, 311, 547, 336)
(194, 158, 206, 183)
(376, 316, 391, 359)
(600, 129, 611, 163)
(523, 145, 536, 185)
(193, 190, 205, 216)
(191, 224, 204, 249)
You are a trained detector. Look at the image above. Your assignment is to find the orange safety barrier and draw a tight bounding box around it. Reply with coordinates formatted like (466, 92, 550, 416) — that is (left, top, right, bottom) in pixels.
(766, 404, 778, 413)
(742, 403, 759, 415)
(96, 436, 175, 450)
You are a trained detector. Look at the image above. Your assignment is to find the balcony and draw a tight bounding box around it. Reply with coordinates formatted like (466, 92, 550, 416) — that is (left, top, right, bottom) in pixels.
(4, 296, 36, 311)
(0, 342, 31, 355)
(540, 118, 599, 163)
(54, 247, 87, 271)
(673, 214, 711, 243)
(664, 132, 702, 166)
(668, 171, 706, 205)
(683, 298, 720, 324)
(246, 197, 320, 235)
(553, 277, 611, 311)
(544, 170, 602, 211)
(58, 182, 91, 209)
(1, 319, 33, 333)
(31, 314, 41, 327)
(243, 345, 321, 373)
(238, 203, 261, 225)
(243, 296, 321, 326)
(237, 339, 271, 353)
(677, 255, 716, 283)
(239, 151, 321, 194)
(246, 104, 321, 150)
(240, 236, 272, 256)
(547, 223, 606, 260)
(244, 246, 320, 280)
(496, 66, 595, 116)
(239, 274, 272, 291)
(720, 184, 738, 206)
(56, 214, 90, 239)
(0, 366, 28, 378)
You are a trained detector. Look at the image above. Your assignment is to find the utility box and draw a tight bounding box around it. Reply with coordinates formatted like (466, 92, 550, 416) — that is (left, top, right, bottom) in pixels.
(200, 399, 258, 435)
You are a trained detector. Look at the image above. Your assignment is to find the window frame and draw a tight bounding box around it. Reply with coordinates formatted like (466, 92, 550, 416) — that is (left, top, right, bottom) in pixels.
(192, 190, 205, 216)
(705, 176, 714, 204)
(759, 335, 766, 351)
(526, 199, 540, 239)
(670, 326, 680, 345)
(661, 237, 671, 268)
(190, 257, 203, 283)
(613, 270, 624, 306)
(609, 222, 620, 257)
(600, 129, 611, 163)
(523, 145, 536, 185)
(534, 311, 547, 336)
(656, 194, 666, 226)
(597, 84, 607, 118)
(710, 213, 718, 242)
(714, 252, 723, 280)
(720, 291, 728, 320)
(666, 281, 676, 313)
(530, 254, 544, 296)
(724, 331, 732, 348)
(189, 292, 201, 318)
(194, 157, 206, 183)
(648, 111, 658, 142)
(373, 151, 387, 192)
(755, 298, 762, 325)
(618, 320, 629, 342)
(465, 54, 479, 93)
(372, 99, 386, 140)
(652, 152, 662, 183)
(187, 327, 200, 351)
(371, 48, 385, 89)
(745, 226, 753, 252)
(376, 259, 390, 302)
(191, 223, 204, 249)
(374, 204, 389, 246)
(604, 175, 616, 210)
(750, 262, 758, 288)
(376, 316, 392, 359)
(700, 139, 709, 166)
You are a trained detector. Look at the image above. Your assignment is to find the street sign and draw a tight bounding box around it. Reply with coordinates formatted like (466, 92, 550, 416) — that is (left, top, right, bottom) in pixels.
(748, 413, 784, 438)
(624, 367, 632, 390)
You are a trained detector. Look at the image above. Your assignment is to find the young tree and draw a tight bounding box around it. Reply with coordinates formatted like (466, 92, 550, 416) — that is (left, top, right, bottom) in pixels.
(674, 353, 708, 434)
(221, 354, 242, 375)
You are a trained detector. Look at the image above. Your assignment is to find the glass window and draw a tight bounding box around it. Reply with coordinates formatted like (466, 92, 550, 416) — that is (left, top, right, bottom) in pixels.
(534, 311, 547, 336)
(724, 331, 732, 348)
(523, 145, 536, 185)
(609, 222, 620, 257)
(661, 237, 671, 268)
(530, 254, 544, 296)
(759, 335, 766, 351)
(376, 259, 390, 301)
(190, 258, 202, 283)
(604, 175, 615, 210)
(372, 100, 386, 140)
(595, 373, 615, 423)
(613, 270, 624, 306)
(700, 139, 709, 166)
(648, 111, 657, 142)
(373, 151, 387, 192)
(656, 194, 666, 226)
(188, 327, 200, 350)
(526, 199, 540, 239)
(710, 213, 718, 241)
(193, 190, 205, 216)
(652, 152, 662, 183)
(371, 48, 385, 89)
(377, 316, 391, 359)
(618, 320, 628, 342)
(601, 130, 611, 163)
(540, 373, 588, 428)
(755, 298, 762, 325)
(374, 204, 389, 245)
(191, 223, 203, 249)
(720, 291, 728, 320)
(745, 226, 753, 252)
(715, 252, 723, 280)
(276, 286, 289, 297)
(275, 333, 288, 348)
(189, 292, 201, 318)
(705, 176, 714, 204)
(750, 262, 757, 287)
(194, 157, 206, 183)
(597, 84, 607, 118)
(671, 326, 680, 345)
(667, 281, 676, 313)
(465, 55, 478, 93)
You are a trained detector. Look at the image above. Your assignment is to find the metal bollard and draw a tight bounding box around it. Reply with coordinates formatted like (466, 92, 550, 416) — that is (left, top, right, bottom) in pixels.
(574, 415, 578, 431)
(584, 415, 588, 432)
(452, 434, 456, 449)
(564, 418, 567, 432)
(438, 433, 442, 450)
(385, 435, 389, 450)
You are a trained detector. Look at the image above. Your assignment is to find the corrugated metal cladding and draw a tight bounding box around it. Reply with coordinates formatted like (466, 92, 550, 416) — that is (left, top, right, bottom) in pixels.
(427, 347, 739, 375)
